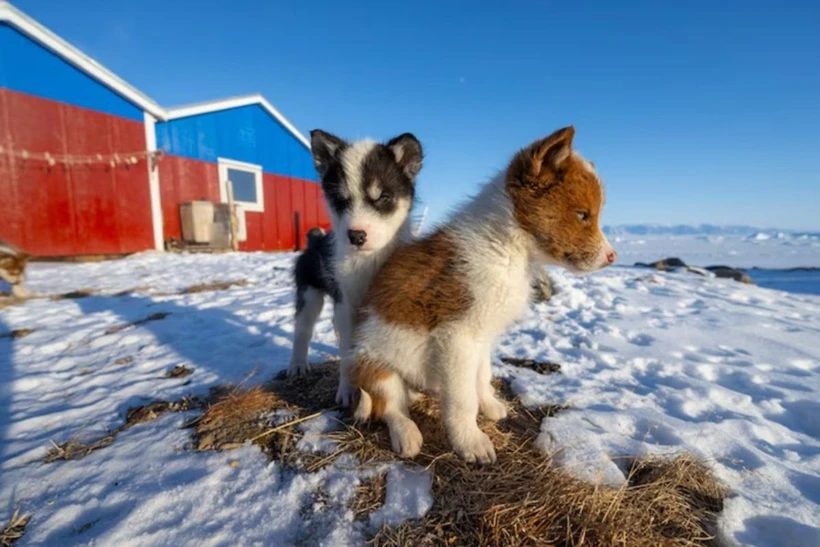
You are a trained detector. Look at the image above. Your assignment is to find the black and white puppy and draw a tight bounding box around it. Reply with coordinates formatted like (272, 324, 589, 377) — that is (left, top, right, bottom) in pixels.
(287, 130, 423, 407)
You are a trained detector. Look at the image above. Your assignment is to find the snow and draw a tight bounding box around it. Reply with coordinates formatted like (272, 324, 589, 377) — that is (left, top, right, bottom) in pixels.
(368, 465, 433, 529)
(612, 232, 820, 269)
(297, 411, 342, 453)
(2, 249, 819, 546)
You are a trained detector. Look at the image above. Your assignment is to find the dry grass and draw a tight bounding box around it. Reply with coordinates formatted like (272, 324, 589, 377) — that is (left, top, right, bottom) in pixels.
(193, 386, 286, 453)
(32, 254, 125, 263)
(500, 356, 562, 375)
(104, 312, 170, 335)
(0, 328, 34, 340)
(50, 288, 96, 300)
(113, 286, 151, 297)
(1, 278, 249, 311)
(45, 396, 206, 463)
(1, 510, 30, 546)
(368, 451, 726, 547)
(2, 288, 95, 310)
(165, 364, 193, 378)
(190, 363, 727, 546)
(180, 279, 249, 294)
(191, 365, 339, 461)
(352, 473, 388, 521)
(40, 361, 729, 545)
(0, 296, 26, 311)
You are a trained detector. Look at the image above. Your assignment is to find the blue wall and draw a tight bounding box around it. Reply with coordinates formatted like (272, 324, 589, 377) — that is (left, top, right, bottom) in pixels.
(155, 104, 318, 182)
(0, 23, 144, 122)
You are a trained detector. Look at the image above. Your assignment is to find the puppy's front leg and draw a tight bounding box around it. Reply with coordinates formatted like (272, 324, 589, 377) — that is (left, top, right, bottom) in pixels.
(439, 336, 497, 464)
(477, 345, 507, 421)
(333, 302, 357, 406)
(288, 287, 325, 376)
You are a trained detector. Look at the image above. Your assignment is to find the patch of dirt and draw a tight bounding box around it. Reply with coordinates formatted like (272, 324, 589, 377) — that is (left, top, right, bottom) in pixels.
(0, 510, 30, 546)
(165, 364, 193, 378)
(2, 277, 247, 311)
(112, 356, 133, 366)
(45, 396, 206, 463)
(352, 474, 387, 521)
(180, 279, 249, 294)
(0, 328, 34, 340)
(193, 364, 726, 545)
(191, 365, 339, 461)
(105, 312, 170, 335)
(500, 356, 562, 375)
(1, 288, 95, 310)
(0, 297, 26, 311)
(42, 362, 728, 545)
(113, 286, 151, 297)
(193, 387, 286, 453)
(50, 289, 96, 300)
(45, 436, 116, 464)
(491, 377, 567, 420)
(369, 452, 728, 547)
(124, 397, 207, 426)
(76, 519, 99, 534)
(32, 254, 126, 263)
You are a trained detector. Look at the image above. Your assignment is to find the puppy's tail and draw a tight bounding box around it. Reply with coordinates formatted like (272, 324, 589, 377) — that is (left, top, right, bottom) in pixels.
(353, 388, 373, 422)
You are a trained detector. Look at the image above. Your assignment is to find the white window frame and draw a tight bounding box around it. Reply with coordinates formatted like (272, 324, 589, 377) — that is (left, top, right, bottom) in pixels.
(234, 204, 247, 242)
(217, 157, 264, 213)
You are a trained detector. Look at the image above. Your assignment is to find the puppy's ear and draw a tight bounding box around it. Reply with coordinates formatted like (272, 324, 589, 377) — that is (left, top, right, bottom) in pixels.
(509, 126, 575, 184)
(531, 126, 574, 174)
(310, 130, 347, 177)
(386, 133, 423, 180)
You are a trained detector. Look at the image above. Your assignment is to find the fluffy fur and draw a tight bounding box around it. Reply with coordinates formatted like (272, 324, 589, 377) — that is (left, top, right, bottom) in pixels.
(288, 130, 423, 407)
(349, 126, 616, 463)
(0, 240, 31, 298)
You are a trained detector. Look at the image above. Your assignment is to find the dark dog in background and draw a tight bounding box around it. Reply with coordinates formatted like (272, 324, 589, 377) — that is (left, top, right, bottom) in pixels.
(288, 227, 342, 374)
(0, 240, 31, 298)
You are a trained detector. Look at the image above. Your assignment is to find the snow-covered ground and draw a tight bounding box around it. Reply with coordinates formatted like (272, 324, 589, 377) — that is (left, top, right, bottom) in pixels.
(1, 250, 819, 546)
(611, 232, 820, 270)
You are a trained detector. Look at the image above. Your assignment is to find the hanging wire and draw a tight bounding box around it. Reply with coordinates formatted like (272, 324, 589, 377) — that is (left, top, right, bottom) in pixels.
(0, 145, 163, 167)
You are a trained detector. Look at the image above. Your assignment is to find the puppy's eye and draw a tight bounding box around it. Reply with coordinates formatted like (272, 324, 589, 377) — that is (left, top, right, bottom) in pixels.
(377, 192, 393, 204)
(577, 210, 590, 222)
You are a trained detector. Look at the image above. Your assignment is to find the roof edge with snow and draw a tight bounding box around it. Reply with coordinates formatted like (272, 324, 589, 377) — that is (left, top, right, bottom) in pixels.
(165, 94, 311, 149)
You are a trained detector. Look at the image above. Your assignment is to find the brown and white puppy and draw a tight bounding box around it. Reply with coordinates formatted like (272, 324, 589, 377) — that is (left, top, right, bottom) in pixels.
(0, 240, 31, 298)
(349, 126, 616, 463)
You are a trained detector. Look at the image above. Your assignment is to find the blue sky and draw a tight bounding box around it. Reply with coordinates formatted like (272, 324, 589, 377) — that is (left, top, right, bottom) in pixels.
(14, 0, 820, 230)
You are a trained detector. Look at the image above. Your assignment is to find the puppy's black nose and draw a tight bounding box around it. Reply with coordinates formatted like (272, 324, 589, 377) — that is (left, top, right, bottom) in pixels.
(348, 229, 367, 247)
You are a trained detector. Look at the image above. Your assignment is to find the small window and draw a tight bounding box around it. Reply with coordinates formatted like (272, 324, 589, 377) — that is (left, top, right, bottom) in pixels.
(218, 158, 264, 212)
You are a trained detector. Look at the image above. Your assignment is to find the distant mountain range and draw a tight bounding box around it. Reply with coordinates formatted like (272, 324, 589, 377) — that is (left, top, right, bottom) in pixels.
(603, 225, 820, 239)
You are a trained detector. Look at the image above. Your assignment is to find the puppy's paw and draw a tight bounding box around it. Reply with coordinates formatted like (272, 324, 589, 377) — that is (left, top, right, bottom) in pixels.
(335, 378, 357, 407)
(453, 429, 496, 464)
(287, 362, 311, 377)
(480, 395, 508, 422)
(390, 420, 423, 458)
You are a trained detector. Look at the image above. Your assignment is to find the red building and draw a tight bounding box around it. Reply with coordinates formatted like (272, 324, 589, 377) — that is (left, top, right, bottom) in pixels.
(0, 2, 329, 257)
